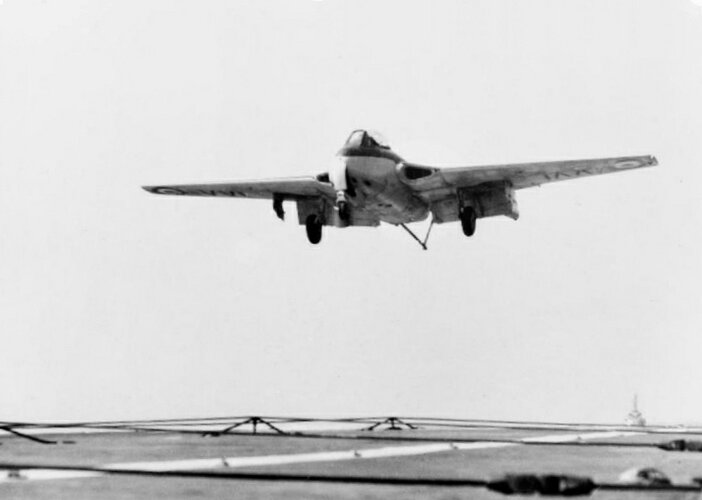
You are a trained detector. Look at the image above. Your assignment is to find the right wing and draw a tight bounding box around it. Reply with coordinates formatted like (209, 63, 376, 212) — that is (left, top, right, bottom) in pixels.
(142, 176, 335, 200)
(436, 155, 658, 190)
(400, 155, 657, 223)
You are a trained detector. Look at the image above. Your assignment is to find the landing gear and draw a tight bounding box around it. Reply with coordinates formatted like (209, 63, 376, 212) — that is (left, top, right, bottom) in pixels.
(336, 191, 350, 222)
(337, 201, 350, 222)
(272, 195, 285, 221)
(305, 215, 323, 244)
(460, 206, 477, 237)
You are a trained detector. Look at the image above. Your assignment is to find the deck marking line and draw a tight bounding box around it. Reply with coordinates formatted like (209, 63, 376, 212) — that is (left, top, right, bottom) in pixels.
(520, 431, 641, 443)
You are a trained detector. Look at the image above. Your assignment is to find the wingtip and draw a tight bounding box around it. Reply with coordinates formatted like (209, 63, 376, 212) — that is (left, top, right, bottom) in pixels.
(650, 155, 659, 166)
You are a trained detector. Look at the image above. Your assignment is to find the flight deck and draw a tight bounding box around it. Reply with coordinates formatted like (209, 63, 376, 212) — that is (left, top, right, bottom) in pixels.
(1, 417, 702, 499)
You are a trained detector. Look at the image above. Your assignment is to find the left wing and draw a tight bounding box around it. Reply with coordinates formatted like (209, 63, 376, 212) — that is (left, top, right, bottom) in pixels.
(142, 177, 335, 200)
(143, 176, 382, 227)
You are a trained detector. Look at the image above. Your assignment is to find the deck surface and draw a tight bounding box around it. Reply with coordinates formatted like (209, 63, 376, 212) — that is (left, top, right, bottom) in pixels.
(1, 425, 701, 499)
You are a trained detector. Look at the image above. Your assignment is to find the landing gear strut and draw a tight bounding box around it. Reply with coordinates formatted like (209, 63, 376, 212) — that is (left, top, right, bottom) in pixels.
(272, 195, 285, 221)
(305, 215, 323, 244)
(336, 191, 351, 222)
(460, 206, 477, 237)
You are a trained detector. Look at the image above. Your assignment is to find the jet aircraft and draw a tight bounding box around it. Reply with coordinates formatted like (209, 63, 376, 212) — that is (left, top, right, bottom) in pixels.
(143, 130, 657, 249)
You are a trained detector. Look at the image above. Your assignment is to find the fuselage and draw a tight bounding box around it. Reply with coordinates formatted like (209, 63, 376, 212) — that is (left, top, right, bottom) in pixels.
(334, 132, 428, 225)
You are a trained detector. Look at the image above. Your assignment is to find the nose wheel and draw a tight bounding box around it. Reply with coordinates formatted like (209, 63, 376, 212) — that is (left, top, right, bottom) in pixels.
(337, 201, 350, 222)
(336, 191, 351, 222)
(305, 215, 323, 244)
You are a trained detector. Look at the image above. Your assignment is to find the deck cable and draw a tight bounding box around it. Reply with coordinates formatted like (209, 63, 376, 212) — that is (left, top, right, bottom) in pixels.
(3, 416, 702, 452)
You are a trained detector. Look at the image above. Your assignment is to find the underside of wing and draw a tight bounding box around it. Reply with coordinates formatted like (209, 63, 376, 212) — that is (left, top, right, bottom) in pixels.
(295, 197, 380, 228)
(436, 155, 658, 190)
(142, 176, 335, 200)
(396, 155, 657, 225)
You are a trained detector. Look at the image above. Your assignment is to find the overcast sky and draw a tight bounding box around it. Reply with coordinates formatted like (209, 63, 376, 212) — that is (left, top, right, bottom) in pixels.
(1, 0, 701, 425)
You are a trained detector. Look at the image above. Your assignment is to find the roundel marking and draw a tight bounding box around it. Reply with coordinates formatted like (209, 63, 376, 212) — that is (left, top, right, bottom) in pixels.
(154, 187, 186, 195)
(614, 160, 641, 169)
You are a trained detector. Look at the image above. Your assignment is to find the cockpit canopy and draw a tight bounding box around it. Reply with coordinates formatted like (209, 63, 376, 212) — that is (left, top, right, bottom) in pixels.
(344, 129, 390, 149)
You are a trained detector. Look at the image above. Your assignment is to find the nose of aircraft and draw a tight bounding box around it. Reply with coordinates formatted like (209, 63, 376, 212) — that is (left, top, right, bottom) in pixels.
(329, 155, 348, 191)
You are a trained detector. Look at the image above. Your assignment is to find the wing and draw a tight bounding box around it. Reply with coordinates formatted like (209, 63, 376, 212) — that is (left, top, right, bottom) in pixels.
(399, 155, 657, 223)
(436, 155, 658, 190)
(142, 176, 335, 200)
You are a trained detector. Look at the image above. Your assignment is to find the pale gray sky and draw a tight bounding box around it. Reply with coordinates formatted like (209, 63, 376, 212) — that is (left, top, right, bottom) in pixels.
(1, 0, 701, 424)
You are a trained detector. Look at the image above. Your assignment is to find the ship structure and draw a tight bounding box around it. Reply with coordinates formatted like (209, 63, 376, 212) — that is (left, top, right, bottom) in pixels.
(625, 394, 647, 426)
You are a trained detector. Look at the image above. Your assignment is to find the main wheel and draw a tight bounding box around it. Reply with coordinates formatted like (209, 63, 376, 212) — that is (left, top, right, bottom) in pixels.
(460, 207, 477, 237)
(305, 215, 323, 244)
